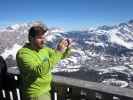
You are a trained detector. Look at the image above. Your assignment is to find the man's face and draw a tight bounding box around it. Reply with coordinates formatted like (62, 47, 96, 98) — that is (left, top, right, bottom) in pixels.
(32, 34, 46, 49)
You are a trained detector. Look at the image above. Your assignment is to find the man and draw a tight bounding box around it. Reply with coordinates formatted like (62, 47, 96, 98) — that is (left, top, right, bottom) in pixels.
(16, 25, 70, 100)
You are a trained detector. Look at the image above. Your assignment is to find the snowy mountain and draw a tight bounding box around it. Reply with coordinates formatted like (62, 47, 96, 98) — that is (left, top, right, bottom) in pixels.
(1, 20, 133, 88)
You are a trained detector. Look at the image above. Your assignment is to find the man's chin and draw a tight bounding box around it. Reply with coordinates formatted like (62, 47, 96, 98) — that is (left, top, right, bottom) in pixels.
(39, 46, 43, 49)
(37, 45, 43, 49)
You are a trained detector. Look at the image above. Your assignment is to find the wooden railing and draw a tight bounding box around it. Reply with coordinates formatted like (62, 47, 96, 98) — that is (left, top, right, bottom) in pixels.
(51, 75, 133, 100)
(1, 73, 133, 100)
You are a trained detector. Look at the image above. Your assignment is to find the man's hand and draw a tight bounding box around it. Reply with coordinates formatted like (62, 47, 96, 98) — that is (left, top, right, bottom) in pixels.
(57, 38, 71, 53)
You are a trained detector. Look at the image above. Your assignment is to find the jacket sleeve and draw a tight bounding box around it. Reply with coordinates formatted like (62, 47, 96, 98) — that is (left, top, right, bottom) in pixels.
(16, 50, 63, 77)
(46, 47, 71, 68)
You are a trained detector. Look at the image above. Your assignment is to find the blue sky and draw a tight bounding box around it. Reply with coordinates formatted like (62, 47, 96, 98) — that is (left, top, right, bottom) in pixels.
(0, 0, 133, 31)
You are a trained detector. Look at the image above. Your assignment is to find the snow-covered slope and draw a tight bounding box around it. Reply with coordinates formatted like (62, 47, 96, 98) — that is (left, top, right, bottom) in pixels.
(1, 44, 22, 60)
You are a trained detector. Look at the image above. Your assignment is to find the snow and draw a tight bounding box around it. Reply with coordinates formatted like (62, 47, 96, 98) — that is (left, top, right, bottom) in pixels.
(100, 56, 106, 60)
(50, 29, 64, 33)
(45, 29, 64, 41)
(67, 56, 80, 64)
(123, 27, 130, 32)
(108, 66, 127, 71)
(109, 29, 133, 49)
(11, 24, 20, 30)
(102, 79, 128, 88)
(1, 44, 22, 60)
(98, 66, 128, 75)
(0, 20, 133, 77)
(46, 35, 55, 41)
(96, 30, 108, 34)
(0, 28, 8, 32)
(95, 42, 105, 47)
(53, 65, 80, 73)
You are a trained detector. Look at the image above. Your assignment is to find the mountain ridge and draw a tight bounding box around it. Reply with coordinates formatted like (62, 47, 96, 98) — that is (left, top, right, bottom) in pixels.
(1, 20, 133, 88)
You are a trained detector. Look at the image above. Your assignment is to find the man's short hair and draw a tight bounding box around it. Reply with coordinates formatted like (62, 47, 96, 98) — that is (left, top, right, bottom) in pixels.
(28, 26, 48, 41)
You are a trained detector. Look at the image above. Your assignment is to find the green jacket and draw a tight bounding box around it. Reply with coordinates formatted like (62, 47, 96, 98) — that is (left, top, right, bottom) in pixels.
(16, 43, 69, 97)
